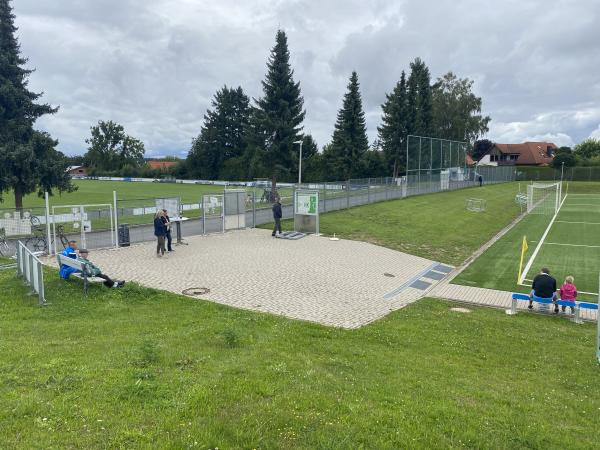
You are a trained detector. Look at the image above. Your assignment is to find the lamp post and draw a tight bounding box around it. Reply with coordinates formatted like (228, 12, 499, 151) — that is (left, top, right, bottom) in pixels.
(294, 140, 303, 185)
(561, 161, 565, 183)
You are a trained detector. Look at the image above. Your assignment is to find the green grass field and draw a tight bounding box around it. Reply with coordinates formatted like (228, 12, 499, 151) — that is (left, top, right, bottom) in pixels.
(0, 180, 295, 210)
(454, 182, 600, 301)
(266, 182, 523, 265)
(1, 267, 599, 449)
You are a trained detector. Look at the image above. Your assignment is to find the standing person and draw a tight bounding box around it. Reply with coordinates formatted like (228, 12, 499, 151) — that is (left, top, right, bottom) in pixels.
(559, 276, 578, 314)
(77, 249, 125, 288)
(59, 240, 79, 279)
(162, 209, 173, 252)
(478, 174, 483, 187)
(272, 196, 282, 237)
(528, 267, 557, 310)
(154, 210, 167, 257)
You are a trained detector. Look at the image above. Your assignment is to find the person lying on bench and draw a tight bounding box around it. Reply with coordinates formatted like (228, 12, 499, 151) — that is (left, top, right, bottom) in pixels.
(529, 267, 557, 310)
(59, 240, 79, 279)
(77, 249, 125, 288)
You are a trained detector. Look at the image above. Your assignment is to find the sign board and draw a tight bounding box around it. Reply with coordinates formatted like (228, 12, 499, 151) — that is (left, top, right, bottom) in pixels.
(296, 192, 318, 215)
(294, 190, 319, 235)
(155, 198, 181, 219)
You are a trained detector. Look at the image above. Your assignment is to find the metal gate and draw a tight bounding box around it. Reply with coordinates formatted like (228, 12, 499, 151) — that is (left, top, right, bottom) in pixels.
(202, 194, 224, 234)
(51, 204, 115, 253)
(224, 189, 246, 231)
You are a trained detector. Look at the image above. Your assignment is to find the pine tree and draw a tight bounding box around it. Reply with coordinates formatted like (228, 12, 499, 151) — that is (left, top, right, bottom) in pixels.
(187, 86, 250, 180)
(378, 71, 408, 178)
(246, 30, 305, 190)
(326, 71, 369, 180)
(0, 0, 74, 208)
(407, 58, 433, 136)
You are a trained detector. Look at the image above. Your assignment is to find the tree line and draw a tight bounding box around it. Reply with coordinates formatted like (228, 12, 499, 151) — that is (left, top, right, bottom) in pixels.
(182, 31, 491, 184)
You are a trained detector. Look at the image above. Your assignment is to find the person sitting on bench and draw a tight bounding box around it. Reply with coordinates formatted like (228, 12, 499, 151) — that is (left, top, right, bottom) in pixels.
(529, 267, 557, 310)
(59, 240, 79, 279)
(77, 249, 125, 288)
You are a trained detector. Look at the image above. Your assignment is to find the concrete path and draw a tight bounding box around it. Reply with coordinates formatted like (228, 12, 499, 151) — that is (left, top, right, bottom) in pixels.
(430, 281, 597, 321)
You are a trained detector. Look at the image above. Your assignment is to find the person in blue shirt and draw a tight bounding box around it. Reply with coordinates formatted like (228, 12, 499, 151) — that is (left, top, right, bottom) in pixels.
(59, 240, 80, 279)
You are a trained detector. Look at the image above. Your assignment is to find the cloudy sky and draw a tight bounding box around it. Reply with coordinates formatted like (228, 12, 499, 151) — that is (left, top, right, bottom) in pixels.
(13, 0, 600, 157)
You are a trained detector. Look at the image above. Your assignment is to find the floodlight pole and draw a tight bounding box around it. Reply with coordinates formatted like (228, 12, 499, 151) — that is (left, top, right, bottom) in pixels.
(294, 140, 303, 185)
(560, 162, 564, 183)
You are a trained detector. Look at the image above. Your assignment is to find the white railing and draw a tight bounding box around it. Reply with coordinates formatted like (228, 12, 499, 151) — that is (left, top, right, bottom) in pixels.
(16, 241, 46, 305)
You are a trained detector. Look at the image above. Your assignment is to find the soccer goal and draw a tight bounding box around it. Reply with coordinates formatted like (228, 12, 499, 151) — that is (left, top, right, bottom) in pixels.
(526, 182, 562, 215)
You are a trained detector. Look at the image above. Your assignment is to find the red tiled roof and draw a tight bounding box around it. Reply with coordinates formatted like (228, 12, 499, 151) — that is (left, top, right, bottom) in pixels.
(147, 160, 178, 170)
(493, 142, 556, 165)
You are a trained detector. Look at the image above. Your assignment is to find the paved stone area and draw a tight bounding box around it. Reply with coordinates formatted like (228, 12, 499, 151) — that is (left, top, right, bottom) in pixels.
(47, 229, 451, 328)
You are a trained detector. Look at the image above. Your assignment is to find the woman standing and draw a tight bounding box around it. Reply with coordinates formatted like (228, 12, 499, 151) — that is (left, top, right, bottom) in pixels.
(154, 210, 167, 257)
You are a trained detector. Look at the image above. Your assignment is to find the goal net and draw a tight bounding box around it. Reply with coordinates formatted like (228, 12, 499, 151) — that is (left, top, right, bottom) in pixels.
(527, 182, 561, 215)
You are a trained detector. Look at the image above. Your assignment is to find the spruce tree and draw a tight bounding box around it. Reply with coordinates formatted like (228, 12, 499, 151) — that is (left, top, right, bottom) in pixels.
(378, 71, 408, 178)
(0, 0, 74, 208)
(326, 71, 369, 180)
(407, 58, 433, 136)
(187, 86, 250, 180)
(246, 30, 305, 190)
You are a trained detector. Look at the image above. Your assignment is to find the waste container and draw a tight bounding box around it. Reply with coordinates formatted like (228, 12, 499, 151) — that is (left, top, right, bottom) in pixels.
(118, 224, 130, 247)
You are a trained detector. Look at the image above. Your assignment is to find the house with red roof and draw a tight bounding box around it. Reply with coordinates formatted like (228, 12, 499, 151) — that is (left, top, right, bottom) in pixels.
(477, 142, 556, 166)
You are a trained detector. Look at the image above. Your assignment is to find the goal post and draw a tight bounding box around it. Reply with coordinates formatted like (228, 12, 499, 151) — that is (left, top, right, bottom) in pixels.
(526, 182, 562, 215)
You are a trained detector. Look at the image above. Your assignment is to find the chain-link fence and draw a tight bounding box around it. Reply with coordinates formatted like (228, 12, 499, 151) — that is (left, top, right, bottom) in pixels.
(0, 166, 517, 256)
(516, 166, 600, 182)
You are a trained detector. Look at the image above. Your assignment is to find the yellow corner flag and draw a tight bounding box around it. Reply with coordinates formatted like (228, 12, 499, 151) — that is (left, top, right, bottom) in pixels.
(517, 236, 528, 284)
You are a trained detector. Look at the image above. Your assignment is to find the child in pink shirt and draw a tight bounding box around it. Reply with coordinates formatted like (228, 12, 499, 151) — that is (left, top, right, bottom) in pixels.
(559, 276, 577, 314)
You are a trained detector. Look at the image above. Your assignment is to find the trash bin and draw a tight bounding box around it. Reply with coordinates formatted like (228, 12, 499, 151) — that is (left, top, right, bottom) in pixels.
(118, 224, 130, 247)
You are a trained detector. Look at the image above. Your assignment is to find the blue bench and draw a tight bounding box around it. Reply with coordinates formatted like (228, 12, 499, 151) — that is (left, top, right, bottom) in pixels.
(508, 292, 598, 323)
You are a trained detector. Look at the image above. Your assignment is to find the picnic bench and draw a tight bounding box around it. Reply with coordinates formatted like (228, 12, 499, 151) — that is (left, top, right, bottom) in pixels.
(56, 254, 105, 294)
(508, 292, 598, 324)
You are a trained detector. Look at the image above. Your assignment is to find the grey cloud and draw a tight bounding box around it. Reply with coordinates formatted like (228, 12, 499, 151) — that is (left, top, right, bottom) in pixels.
(13, 0, 600, 156)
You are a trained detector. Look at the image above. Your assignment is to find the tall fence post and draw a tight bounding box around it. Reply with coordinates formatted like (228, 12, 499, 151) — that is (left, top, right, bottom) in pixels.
(113, 191, 119, 248)
(44, 192, 52, 255)
(323, 184, 327, 212)
(346, 181, 350, 209)
(252, 191, 256, 228)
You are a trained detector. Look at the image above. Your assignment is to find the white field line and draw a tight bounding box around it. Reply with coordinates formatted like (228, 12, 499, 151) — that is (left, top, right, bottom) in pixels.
(562, 203, 600, 207)
(519, 280, 598, 296)
(519, 193, 568, 284)
(555, 220, 600, 225)
(544, 242, 600, 248)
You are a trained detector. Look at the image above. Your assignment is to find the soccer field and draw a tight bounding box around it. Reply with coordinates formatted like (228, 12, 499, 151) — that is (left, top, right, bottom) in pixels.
(521, 192, 600, 295)
(455, 182, 600, 300)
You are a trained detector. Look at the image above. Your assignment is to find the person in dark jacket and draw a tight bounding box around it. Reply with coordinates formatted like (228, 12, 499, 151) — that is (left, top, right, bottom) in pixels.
(154, 210, 167, 257)
(478, 174, 483, 187)
(272, 197, 282, 237)
(162, 209, 173, 252)
(529, 267, 557, 310)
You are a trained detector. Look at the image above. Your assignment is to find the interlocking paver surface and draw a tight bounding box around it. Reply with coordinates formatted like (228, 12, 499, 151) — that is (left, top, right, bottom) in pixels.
(49, 229, 441, 328)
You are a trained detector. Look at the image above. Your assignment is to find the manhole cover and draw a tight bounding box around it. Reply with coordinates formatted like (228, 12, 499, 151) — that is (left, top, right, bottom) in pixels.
(450, 307, 472, 313)
(383, 273, 395, 277)
(182, 287, 210, 296)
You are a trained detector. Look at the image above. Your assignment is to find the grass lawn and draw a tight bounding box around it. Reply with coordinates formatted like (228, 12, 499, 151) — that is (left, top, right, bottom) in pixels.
(266, 182, 523, 265)
(1, 267, 599, 449)
(454, 182, 600, 301)
(0, 180, 295, 210)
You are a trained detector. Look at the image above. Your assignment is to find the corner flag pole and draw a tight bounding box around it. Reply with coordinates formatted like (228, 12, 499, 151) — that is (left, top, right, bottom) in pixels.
(517, 236, 528, 284)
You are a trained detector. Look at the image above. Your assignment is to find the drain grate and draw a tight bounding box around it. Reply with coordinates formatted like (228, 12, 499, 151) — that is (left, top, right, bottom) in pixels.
(182, 287, 210, 296)
(383, 273, 395, 278)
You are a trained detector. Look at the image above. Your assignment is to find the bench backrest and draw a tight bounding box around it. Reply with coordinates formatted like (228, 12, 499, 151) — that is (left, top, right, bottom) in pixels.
(57, 254, 84, 271)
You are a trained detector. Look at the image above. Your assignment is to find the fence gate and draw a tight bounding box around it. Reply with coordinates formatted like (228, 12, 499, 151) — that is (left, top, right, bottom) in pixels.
(202, 194, 224, 234)
(51, 204, 115, 253)
(223, 189, 246, 231)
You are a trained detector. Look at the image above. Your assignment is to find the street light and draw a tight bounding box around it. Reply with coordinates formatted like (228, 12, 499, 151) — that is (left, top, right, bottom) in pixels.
(561, 161, 565, 183)
(294, 140, 303, 185)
